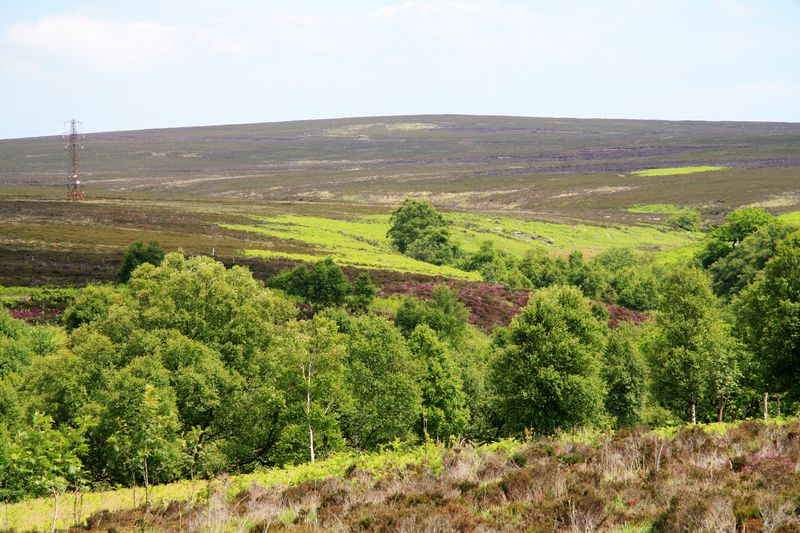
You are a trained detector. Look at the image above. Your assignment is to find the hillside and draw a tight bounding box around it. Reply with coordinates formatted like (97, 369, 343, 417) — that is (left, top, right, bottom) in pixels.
(1, 115, 799, 222)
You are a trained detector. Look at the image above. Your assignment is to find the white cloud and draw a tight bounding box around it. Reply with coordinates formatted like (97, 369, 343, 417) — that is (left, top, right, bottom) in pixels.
(7, 15, 179, 72)
(6, 14, 250, 73)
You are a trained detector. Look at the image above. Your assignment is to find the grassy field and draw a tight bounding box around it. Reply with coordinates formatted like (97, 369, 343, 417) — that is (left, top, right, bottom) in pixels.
(7, 420, 800, 532)
(630, 165, 724, 177)
(221, 211, 700, 278)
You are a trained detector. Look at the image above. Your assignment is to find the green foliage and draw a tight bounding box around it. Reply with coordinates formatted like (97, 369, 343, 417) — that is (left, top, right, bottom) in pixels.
(709, 222, 797, 297)
(346, 273, 376, 313)
(117, 240, 165, 283)
(0, 308, 61, 379)
(0, 412, 89, 503)
(63, 284, 119, 332)
(343, 315, 422, 449)
(460, 241, 531, 287)
(387, 199, 461, 265)
(273, 316, 349, 464)
(602, 324, 647, 428)
(387, 199, 447, 253)
(665, 209, 702, 231)
(409, 325, 469, 440)
(395, 285, 470, 345)
(699, 207, 776, 268)
(647, 266, 738, 422)
(613, 265, 662, 311)
(126, 253, 295, 370)
(518, 248, 567, 288)
(271, 257, 352, 307)
(97, 356, 183, 487)
(714, 208, 775, 246)
(734, 231, 800, 399)
(405, 226, 462, 265)
(271, 258, 377, 310)
(491, 285, 608, 434)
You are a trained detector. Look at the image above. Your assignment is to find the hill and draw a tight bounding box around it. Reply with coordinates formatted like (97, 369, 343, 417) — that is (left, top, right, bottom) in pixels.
(1, 115, 799, 222)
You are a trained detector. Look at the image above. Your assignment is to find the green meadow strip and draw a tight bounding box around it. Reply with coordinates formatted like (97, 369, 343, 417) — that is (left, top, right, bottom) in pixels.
(631, 165, 724, 177)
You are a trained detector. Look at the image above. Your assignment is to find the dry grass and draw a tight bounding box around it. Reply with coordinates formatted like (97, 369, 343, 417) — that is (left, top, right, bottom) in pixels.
(30, 419, 798, 532)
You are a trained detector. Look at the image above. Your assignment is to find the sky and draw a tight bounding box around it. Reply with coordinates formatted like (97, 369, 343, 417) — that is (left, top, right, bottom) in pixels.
(1, 0, 799, 138)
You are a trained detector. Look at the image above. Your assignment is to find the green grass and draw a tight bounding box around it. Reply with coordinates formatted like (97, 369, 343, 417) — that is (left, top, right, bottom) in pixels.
(442, 212, 701, 257)
(223, 212, 701, 278)
(624, 204, 684, 214)
(1, 480, 198, 532)
(631, 166, 724, 177)
(222, 215, 480, 280)
(778, 210, 800, 225)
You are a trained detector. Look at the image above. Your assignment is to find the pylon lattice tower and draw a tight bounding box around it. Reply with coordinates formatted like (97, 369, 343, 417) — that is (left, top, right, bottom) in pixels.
(65, 119, 85, 200)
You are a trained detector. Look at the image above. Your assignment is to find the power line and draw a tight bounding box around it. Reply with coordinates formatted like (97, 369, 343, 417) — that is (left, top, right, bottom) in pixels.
(65, 119, 85, 201)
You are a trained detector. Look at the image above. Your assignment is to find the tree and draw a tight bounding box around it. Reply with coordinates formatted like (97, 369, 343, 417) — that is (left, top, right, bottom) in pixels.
(395, 285, 470, 346)
(343, 315, 422, 449)
(614, 265, 662, 311)
(346, 273, 376, 313)
(126, 253, 295, 371)
(735, 231, 800, 401)
(518, 248, 567, 288)
(698, 207, 775, 267)
(405, 226, 462, 265)
(460, 241, 530, 287)
(271, 258, 353, 307)
(274, 316, 349, 464)
(648, 266, 735, 423)
(117, 240, 165, 283)
(153, 332, 235, 432)
(98, 357, 183, 500)
(304, 258, 352, 307)
(386, 199, 462, 265)
(713, 207, 775, 247)
(408, 325, 469, 440)
(0, 413, 89, 533)
(491, 285, 608, 434)
(387, 199, 447, 253)
(666, 209, 702, 231)
(63, 284, 120, 332)
(709, 222, 797, 297)
(602, 324, 647, 428)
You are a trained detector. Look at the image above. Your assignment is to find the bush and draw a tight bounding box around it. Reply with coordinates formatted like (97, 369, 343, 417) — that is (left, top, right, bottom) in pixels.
(666, 209, 702, 231)
(270, 258, 353, 307)
(405, 227, 461, 266)
(117, 241, 165, 283)
(387, 199, 461, 265)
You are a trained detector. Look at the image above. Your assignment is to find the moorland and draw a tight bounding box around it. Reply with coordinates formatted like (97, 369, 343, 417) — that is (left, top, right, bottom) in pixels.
(1, 115, 799, 532)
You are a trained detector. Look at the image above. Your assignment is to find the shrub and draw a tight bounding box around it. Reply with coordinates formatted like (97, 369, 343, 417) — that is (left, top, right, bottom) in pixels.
(117, 240, 165, 283)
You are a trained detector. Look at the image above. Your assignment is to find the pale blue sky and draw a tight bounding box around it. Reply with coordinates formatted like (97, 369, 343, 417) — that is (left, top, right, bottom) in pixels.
(1, 0, 798, 138)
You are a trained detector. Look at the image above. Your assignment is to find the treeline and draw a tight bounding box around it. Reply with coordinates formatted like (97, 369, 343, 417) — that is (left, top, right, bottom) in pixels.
(0, 205, 798, 509)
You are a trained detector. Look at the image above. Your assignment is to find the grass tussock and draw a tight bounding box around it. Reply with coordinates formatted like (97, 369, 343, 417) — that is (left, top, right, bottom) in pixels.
(35, 419, 800, 532)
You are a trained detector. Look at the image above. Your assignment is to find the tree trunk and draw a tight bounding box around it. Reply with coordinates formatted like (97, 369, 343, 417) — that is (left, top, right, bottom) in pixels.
(777, 394, 781, 417)
(691, 397, 697, 425)
(143, 456, 150, 505)
(763, 392, 769, 420)
(309, 425, 315, 463)
(718, 403, 725, 423)
(50, 490, 60, 533)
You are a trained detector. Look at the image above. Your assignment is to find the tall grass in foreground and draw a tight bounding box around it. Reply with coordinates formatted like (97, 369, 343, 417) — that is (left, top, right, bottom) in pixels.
(7, 419, 800, 532)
